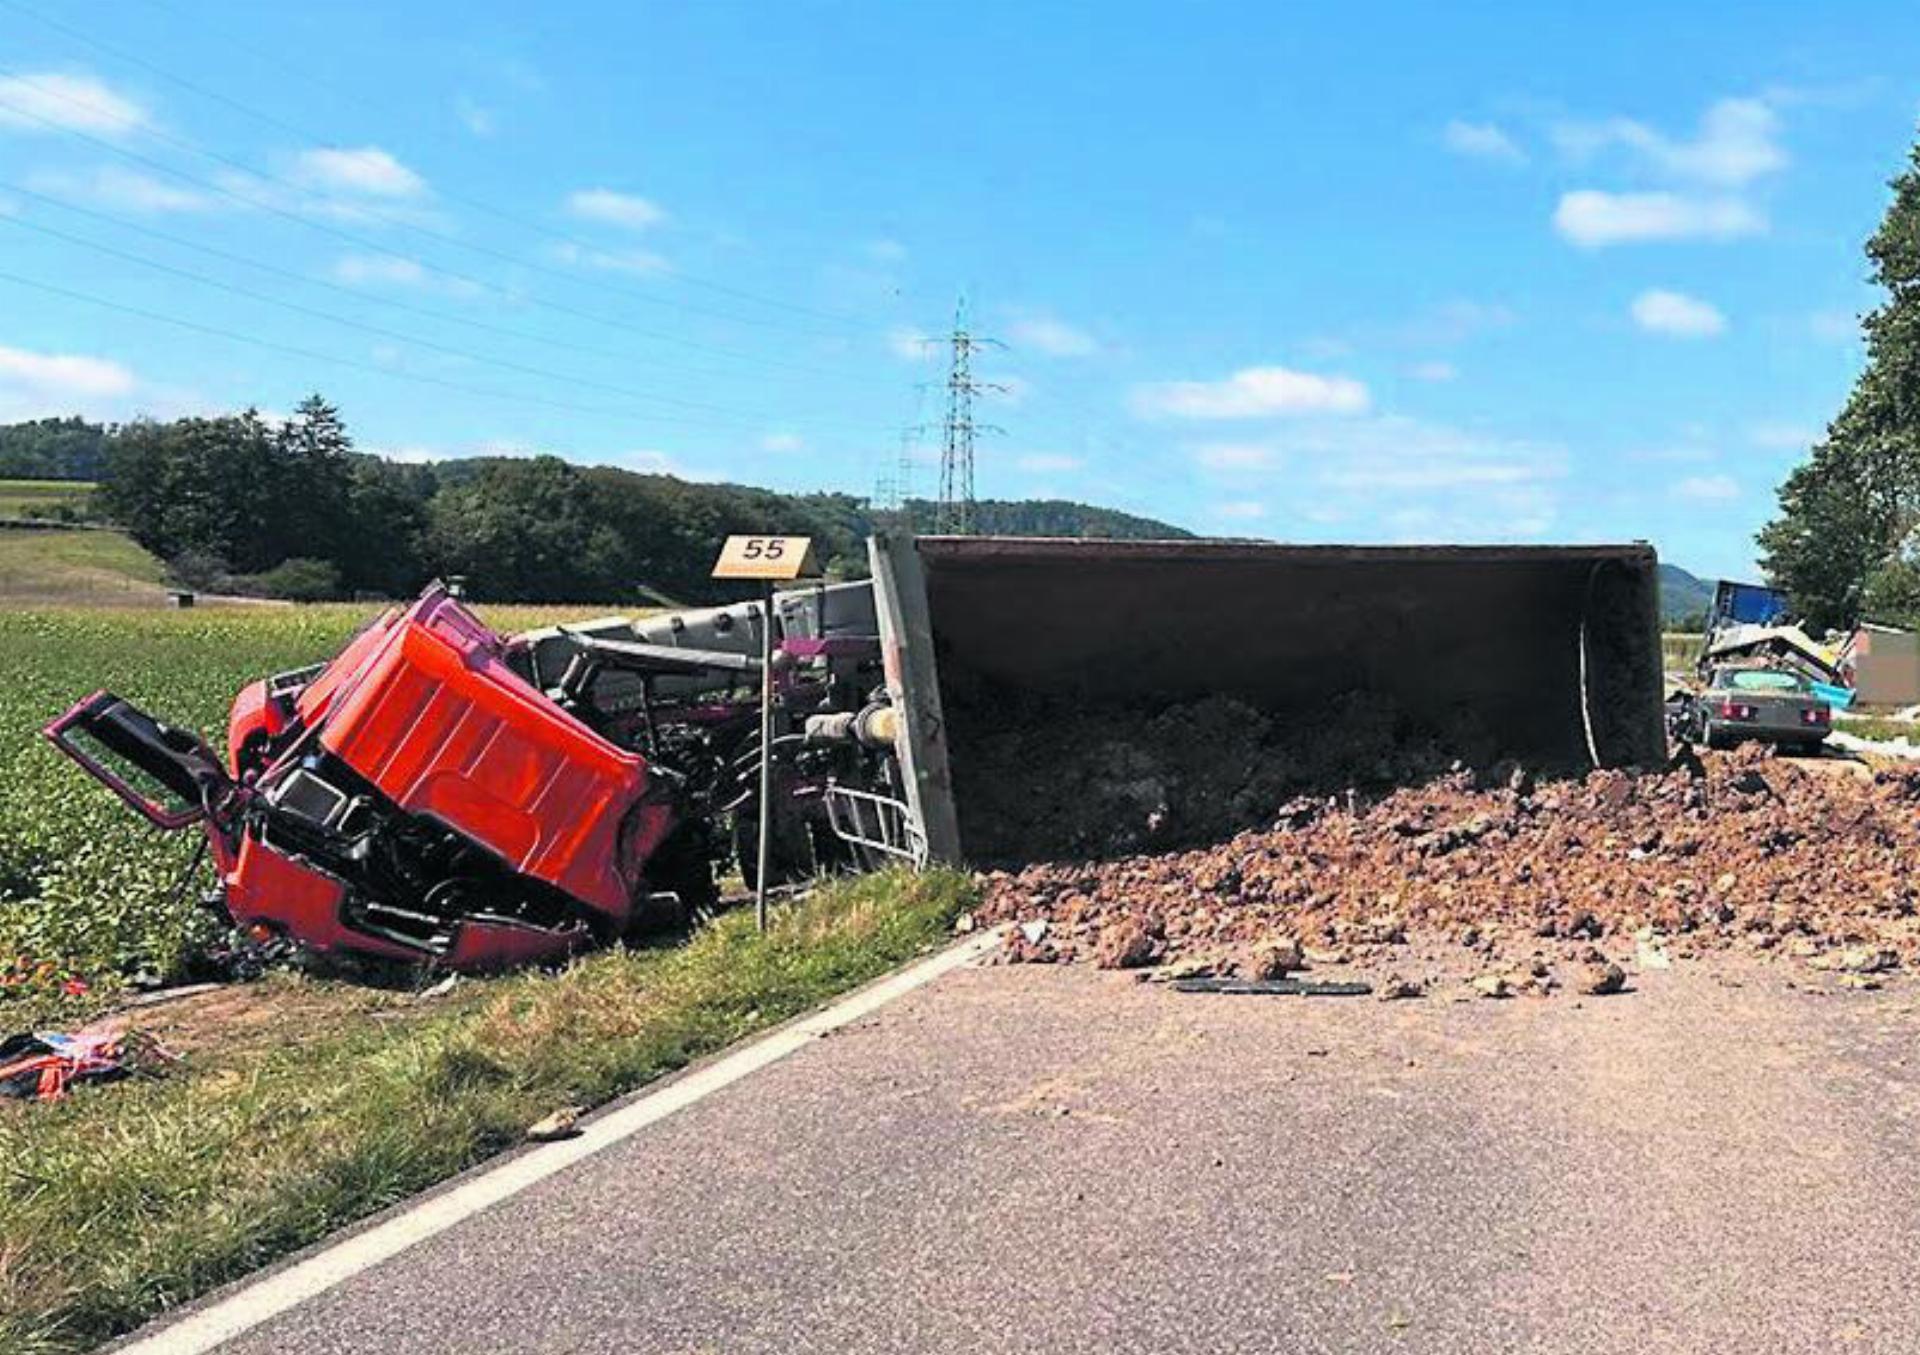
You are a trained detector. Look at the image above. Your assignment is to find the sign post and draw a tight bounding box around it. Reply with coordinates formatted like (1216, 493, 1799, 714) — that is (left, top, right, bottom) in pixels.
(711, 535, 820, 931)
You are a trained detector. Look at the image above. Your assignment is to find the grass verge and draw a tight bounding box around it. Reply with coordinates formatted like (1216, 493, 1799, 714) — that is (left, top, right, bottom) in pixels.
(0, 528, 168, 607)
(0, 867, 977, 1355)
(1834, 714, 1920, 745)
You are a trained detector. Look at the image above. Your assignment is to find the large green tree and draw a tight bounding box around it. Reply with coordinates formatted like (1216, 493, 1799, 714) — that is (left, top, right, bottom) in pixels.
(425, 455, 628, 601)
(97, 410, 286, 572)
(95, 395, 380, 592)
(1759, 135, 1920, 632)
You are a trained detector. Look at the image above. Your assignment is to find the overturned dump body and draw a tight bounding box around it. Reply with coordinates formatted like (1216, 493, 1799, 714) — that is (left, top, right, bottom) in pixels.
(872, 537, 1665, 865)
(45, 535, 1665, 973)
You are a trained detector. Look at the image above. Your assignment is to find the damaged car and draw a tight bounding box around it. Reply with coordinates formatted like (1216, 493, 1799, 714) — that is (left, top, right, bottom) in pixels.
(1682, 665, 1832, 753)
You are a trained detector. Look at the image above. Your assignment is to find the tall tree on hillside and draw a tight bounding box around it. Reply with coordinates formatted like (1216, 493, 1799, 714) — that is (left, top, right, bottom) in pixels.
(95, 398, 362, 587)
(97, 411, 285, 571)
(273, 394, 356, 568)
(425, 455, 627, 601)
(1759, 135, 1920, 631)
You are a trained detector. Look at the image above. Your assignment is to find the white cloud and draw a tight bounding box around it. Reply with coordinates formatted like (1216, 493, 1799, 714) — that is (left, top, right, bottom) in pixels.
(1188, 414, 1566, 543)
(1015, 453, 1085, 473)
(453, 96, 494, 137)
(566, 187, 666, 230)
(292, 147, 427, 198)
(1550, 98, 1784, 252)
(1008, 312, 1097, 358)
(867, 238, 908, 263)
(1555, 98, 1785, 188)
(333, 254, 428, 287)
(1212, 500, 1268, 521)
(1674, 474, 1740, 502)
(1631, 289, 1727, 338)
(1192, 443, 1279, 471)
(0, 72, 150, 137)
(204, 167, 440, 227)
(27, 165, 214, 213)
(332, 253, 481, 298)
(0, 344, 135, 397)
(1443, 119, 1525, 165)
(1133, 366, 1369, 420)
(1554, 190, 1765, 247)
(1408, 360, 1458, 382)
(551, 241, 670, 276)
(760, 431, 804, 453)
(887, 327, 933, 361)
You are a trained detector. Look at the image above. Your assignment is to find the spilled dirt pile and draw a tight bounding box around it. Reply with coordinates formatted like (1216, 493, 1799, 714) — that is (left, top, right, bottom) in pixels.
(951, 693, 1502, 863)
(975, 744, 1920, 993)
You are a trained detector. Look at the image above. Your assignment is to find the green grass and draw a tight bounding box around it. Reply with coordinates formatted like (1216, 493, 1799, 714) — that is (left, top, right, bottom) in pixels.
(0, 600, 978, 1352)
(0, 601, 654, 998)
(0, 480, 94, 520)
(0, 528, 169, 606)
(0, 867, 977, 1355)
(1662, 631, 1703, 672)
(1834, 714, 1920, 744)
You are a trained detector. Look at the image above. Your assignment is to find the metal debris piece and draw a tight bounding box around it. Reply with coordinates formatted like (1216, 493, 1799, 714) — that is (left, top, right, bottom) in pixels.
(1171, 977, 1373, 997)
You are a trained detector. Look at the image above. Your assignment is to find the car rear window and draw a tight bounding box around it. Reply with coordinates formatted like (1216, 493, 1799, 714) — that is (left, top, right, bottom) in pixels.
(1724, 669, 1806, 692)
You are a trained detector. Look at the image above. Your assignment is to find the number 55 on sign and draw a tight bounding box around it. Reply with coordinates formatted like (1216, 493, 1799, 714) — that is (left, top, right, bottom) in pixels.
(711, 535, 821, 581)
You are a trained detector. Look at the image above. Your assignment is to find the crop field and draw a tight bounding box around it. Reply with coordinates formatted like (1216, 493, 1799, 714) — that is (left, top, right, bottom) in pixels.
(0, 602, 600, 1002)
(0, 479, 94, 519)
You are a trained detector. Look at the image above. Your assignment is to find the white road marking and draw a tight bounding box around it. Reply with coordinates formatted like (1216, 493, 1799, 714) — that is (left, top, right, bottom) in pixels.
(116, 928, 1005, 1355)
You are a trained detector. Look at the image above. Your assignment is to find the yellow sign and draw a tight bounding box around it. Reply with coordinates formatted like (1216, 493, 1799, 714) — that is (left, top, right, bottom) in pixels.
(711, 535, 820, 580)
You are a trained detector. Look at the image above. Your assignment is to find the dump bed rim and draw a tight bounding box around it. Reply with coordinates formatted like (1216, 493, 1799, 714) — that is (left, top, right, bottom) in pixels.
(912, 536, 1657, 566)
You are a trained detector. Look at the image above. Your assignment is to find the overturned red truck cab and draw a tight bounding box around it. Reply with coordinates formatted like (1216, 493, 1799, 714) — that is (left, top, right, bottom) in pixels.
(47, 581, 911, 970)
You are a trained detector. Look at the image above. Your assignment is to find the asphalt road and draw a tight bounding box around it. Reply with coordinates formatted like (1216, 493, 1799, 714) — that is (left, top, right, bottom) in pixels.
(143, 954, 1920, 1354)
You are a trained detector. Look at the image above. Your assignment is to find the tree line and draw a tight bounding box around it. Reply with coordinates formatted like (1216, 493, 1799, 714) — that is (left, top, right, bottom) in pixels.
(1760, 134, 1920, 633)
(11, 397, 1185, 604)
(0, 417, 110, 481)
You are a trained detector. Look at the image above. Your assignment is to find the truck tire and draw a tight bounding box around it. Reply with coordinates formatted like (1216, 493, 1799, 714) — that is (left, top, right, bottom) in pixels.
(733, 804, 816, 893)
(641, 823, 719, 923)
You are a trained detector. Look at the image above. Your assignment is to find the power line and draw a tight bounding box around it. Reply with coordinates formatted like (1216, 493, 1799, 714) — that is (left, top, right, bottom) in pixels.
(0, 77, 888, 386)
(0, 0, 878, 334)
(0, 180, 793, 387)
(0, 263, 889, 436)
(0, 211, 883, 434)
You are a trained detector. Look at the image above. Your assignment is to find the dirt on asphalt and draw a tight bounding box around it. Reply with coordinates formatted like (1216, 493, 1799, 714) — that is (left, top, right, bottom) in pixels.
(974, 732, 1920, 999)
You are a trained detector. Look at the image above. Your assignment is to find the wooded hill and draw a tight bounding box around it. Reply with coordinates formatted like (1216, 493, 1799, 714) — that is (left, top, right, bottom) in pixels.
(3, 402, 1188, 604)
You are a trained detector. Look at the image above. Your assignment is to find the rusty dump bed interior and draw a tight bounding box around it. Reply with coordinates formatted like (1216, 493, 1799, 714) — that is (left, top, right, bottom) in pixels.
(907, 537, 1665, 860)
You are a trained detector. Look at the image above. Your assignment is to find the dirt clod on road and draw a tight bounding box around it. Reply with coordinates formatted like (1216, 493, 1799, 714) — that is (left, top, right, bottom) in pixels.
(978, 743, 1920, 993)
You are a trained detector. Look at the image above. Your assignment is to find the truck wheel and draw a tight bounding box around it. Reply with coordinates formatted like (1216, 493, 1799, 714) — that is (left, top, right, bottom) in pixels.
(733, 806, 816, 893)
(642, 824, 719, 922)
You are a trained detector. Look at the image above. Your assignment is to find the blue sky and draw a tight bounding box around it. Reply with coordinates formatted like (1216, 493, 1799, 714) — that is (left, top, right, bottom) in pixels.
(0, 1, 1914, 578)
